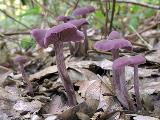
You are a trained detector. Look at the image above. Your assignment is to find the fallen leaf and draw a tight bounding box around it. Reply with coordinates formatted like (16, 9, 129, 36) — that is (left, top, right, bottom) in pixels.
(132, 114, 159, 120)
(13, 100, 42, 112)
(29, 66, 58, 81)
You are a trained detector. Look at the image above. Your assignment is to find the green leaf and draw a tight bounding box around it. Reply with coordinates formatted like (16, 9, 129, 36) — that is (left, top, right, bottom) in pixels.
(20, 37, 36, 50)
(19, 6, 41, 17)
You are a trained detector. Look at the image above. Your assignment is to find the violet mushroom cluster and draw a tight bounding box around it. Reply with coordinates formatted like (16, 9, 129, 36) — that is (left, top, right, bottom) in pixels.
(31, 23, 85, 106)
(94, 31, 146, 111)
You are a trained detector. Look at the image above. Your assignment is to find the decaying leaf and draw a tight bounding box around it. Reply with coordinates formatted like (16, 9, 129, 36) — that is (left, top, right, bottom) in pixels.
(58, 101, 98, 120)
(29, 66, 58, 81)
(0, 66, 12, 87)
(132, 114, 159, 120)
(13, 100, 42, 112)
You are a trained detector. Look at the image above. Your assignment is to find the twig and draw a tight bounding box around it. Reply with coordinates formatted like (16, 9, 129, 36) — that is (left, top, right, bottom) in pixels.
(32, 0, 54, 15)
(129, 25, 152, 50)
(0, 9, 30, 29)
(109, 0, 116, 33)
(104, 0, 160, 10)
(3, 32, 30, 36)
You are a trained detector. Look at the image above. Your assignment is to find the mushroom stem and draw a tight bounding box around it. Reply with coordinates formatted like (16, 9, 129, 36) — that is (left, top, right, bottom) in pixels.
(68, 42, 74, 55)
(119, 68, 135, 111)
(83, 25, 88, 57)
(53, 41, 77, 106)
(133, 65, 142, 110)
(111, 49, 119, 60)
(113, 69, 129, 108)
(20, 64, 33, 95)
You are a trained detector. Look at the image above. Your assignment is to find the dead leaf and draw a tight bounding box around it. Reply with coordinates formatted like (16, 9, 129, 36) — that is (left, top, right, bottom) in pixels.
(13, 100, 42, 112)
(132, 114, 159, 120)
(59, 101, 98, 120)
(0, 66, 12, 86)
(29, 66, 58, 81)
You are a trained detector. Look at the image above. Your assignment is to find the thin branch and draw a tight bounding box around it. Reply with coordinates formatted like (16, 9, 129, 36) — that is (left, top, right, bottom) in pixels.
(104, 0, 160, 10)
(109, 0, 116, 33)
(0, 9, 30, 29)
(32, 0, 54, 15)
(2, 32, 30, 36)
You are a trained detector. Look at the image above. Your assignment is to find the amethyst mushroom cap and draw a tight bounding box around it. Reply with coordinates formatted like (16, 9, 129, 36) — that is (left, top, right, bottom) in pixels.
(73, 6, 95, 17)
(44, 23, 84, 47)
(67, 18, 88, 28)
(94, 38, 132, 60)
(31, 29, 47, 48)
(15, 55, 27, 65)
(108, 31, 121, 40)
(56, 15, 74, 23)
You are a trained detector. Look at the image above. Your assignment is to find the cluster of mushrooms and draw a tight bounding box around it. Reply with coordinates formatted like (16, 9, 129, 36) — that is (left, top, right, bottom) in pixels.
(15, 6, 146, 111)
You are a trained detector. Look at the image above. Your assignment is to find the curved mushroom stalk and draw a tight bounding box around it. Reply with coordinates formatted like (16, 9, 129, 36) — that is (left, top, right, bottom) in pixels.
(133, 65, 142, 110)
(20, 64, 34, 95)
(15, 56, 34, 95)
(54, 41, 77, 106)
(119, 67, 135, 110)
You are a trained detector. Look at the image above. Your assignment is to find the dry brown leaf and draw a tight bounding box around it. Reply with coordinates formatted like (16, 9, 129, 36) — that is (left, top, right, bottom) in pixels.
(29, 66, 58, 81)
(132, 115, 159, 120)
(49, 95, 68, 115)
(13, 100, 42, 112)
(0, 66, 12, 86)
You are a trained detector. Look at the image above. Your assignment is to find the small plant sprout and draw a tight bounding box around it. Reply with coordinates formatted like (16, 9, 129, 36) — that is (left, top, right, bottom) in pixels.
(15, 55, 33, 95)
(73, 6, 95, 56)
(31, 23, 85, 106)
(128, 55, 146, 110)
(113, 56, 135, 110)
(67, 18, 88, 56)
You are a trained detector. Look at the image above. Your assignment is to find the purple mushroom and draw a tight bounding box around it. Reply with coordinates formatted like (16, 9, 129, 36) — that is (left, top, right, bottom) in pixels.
(94, 38, 133, 109)
(41, 23, 84, 106)
(56, 15, 74, 56)
(107, 31, 121, 40)
(14, 55, 33, 95)
(73, 6, 95, 56)
(94, 39, 132, 60)
(67, 18, 89, 56)
(128, 55, 146, 110)
(31, 29, 47, 48)
(113, 56, 135, 110)
(57, 15, 74, 23)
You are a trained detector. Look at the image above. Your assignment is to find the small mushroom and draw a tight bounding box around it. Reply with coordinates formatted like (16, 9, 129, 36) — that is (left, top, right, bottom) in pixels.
(31, 29, 47, 48)
(43, 23, 85, 106)
(57, 15, 74, 23)
(14, 55, 33, 95)
(94, 38, 132, 60)
(107, 31, 121, 40)
(94, 38, 133, 109)
(113, 56, 135, 110)
(128, 55, 146, 110)
(73, 6, 95, 56)
(56, 15, 74, 55)
(67, 18, 89, 56)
